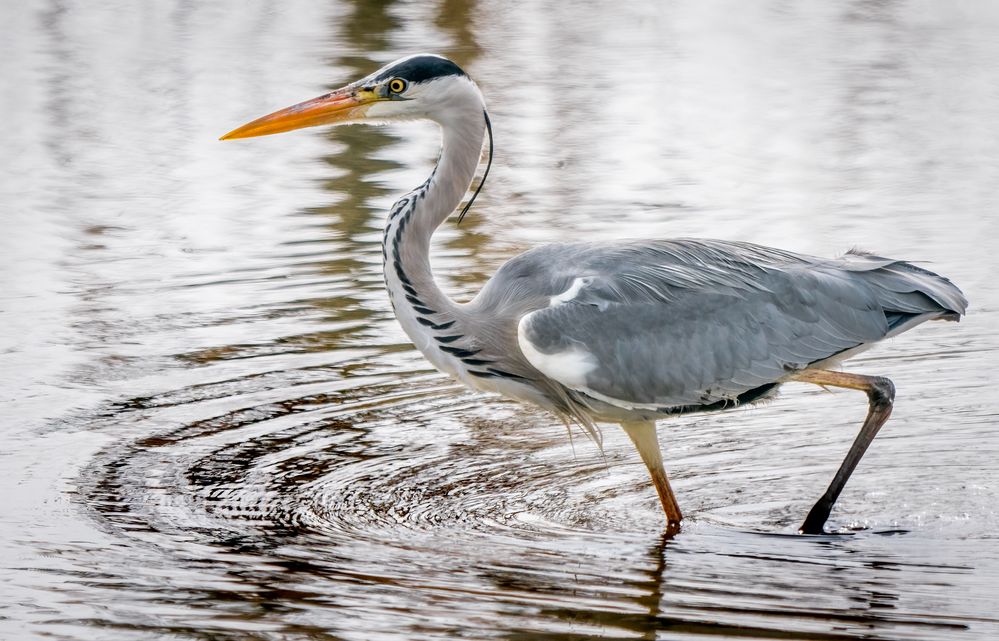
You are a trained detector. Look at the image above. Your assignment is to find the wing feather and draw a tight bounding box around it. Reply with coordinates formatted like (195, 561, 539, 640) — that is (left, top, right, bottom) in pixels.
(516, 239, 965, 412)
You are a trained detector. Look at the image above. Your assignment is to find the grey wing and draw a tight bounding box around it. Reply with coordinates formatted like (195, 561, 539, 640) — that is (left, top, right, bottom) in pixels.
(516, 240, 965, 410)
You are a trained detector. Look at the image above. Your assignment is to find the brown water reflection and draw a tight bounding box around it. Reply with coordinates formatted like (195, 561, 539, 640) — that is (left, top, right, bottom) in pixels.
(2, 1, 999, 640)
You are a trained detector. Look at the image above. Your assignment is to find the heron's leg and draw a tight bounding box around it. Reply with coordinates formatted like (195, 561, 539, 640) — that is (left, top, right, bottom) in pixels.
(621, 421, 682, 530)
(789, 368, 895, 534)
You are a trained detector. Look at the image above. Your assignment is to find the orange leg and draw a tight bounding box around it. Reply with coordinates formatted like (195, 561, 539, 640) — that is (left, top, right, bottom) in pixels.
(622, 421, 682, 534)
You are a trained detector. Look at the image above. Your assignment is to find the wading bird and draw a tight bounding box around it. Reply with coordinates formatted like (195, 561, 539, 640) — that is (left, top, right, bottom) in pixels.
(222, 54, 966, 534)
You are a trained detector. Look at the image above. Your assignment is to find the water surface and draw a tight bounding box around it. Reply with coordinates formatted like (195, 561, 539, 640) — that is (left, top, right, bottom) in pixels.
(2, 1, 999, 639)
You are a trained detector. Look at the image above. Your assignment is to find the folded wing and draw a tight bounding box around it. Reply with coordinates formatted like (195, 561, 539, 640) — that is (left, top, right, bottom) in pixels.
(516, 240, 965, 411)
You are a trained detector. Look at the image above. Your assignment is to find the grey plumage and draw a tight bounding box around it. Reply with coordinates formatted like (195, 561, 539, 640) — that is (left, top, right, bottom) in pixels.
(508, 239, 965, 417)
(223, 53, 968, 533)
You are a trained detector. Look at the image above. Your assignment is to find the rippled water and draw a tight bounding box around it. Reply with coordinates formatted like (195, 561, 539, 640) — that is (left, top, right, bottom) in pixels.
(3, 1, 999, 639)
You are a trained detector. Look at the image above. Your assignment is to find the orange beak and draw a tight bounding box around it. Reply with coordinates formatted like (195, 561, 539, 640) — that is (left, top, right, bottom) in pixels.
(220, 86, 376, 140)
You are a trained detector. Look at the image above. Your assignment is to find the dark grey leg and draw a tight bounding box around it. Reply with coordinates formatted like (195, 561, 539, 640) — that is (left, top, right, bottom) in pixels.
(789, 369, 895, 534)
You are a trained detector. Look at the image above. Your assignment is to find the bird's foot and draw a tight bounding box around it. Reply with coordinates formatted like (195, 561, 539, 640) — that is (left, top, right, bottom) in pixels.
(799, 500, 832, 534)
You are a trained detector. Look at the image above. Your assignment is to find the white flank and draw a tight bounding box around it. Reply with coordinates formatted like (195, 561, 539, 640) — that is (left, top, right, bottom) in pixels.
(517, 314, 598, 388)
(570, 386, 682, 412)
(522, 275, 692, 411)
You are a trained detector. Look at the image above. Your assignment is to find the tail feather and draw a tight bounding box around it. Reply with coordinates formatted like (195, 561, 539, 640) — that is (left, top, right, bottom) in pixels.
(841, 250, 967, 329)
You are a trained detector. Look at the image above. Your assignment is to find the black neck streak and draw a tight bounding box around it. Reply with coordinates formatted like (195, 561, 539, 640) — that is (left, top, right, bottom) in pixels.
(381, 109, 525, 384)
(383, 190, 511, 380)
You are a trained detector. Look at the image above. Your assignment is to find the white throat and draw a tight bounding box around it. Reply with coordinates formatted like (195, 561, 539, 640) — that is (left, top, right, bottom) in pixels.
(380, 78, 489, 379)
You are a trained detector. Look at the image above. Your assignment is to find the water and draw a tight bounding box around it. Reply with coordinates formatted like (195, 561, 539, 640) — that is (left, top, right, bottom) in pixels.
(2, 1, 999, 639)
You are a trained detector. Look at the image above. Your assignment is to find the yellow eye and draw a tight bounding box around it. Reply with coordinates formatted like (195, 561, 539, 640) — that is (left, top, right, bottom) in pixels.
(388, 78, 407, 94)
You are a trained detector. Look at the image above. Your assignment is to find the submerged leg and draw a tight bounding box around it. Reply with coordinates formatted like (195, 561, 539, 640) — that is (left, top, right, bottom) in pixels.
(621, 421, 682, 531)
(789, 368, 895, 534)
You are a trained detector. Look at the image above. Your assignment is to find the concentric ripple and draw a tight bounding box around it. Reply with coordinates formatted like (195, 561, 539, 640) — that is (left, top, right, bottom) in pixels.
(83, 358, 654, 547)
(71, 343, 999, 640)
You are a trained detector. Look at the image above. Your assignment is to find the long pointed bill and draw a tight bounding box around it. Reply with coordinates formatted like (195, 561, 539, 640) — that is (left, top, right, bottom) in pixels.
(220, 86, 375, 140)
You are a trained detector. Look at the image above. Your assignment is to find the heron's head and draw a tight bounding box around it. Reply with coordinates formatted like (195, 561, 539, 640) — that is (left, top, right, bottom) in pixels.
(221, 54, 481, 140)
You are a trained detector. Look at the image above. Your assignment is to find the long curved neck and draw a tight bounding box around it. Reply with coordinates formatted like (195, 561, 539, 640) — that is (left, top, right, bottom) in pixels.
(382, 102, 486, 361)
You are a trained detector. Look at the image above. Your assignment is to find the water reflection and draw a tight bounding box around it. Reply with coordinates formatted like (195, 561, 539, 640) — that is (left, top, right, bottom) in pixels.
(75, 373, 985, 640)
(2, 0, 999, 640)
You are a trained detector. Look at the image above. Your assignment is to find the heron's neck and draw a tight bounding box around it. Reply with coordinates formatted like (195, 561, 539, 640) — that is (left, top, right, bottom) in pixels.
(382, 105, 486, 353)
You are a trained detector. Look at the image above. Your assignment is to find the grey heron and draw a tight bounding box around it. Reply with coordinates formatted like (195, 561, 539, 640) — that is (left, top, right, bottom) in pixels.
(222, 54, 967, 534)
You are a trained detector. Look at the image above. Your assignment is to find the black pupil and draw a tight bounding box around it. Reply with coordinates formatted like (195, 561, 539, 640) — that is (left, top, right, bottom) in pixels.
(392, 80, 403, 92)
